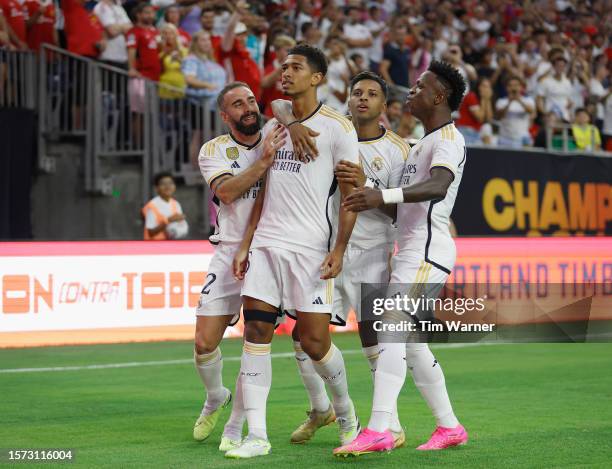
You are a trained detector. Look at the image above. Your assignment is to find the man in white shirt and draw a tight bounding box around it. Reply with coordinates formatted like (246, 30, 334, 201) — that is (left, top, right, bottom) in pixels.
(93, 0, 131, 67)
(537, 56, 573, 121)
(229, 44, 361, 459)
(342, 5, 373, 70)
(192, 82, 285, 452)
(335, 60, 469, 456)
(496, 76, 536, 148)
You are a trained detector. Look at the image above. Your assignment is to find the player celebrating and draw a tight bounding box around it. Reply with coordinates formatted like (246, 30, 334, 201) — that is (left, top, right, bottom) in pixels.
(334, 60, 469, 456)
(228, 44, 361, 459)
(193, 82, 286, 451)
(271, 71, 408, 447)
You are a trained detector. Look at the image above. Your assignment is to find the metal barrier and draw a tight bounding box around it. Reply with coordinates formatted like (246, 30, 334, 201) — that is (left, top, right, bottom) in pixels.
(36, 44, 224, 228)
(0, 48, 37, 109)
(545, 122, 600, 153)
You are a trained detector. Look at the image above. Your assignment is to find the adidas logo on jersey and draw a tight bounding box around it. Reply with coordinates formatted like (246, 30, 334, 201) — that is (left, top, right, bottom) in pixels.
(312, 297, 324, 305)
(231, 161, 240, 169)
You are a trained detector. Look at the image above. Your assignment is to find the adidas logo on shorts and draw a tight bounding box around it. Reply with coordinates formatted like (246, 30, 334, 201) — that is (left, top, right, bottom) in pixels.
(312, 297, 324, 305)
(231, 161, 240, 169)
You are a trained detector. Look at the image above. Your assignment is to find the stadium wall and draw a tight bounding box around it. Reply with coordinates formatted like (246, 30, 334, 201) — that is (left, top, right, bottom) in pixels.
(0, 238, 610, 348)
(453, 148, 612, 236)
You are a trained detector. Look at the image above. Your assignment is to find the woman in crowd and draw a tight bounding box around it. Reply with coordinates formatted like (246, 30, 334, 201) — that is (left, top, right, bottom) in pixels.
(181, 30, 227, 167)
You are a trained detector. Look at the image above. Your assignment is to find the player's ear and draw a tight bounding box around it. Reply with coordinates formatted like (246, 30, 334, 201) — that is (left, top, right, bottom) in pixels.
(311, 71, 324, 87)
(433, 92, 445, 106)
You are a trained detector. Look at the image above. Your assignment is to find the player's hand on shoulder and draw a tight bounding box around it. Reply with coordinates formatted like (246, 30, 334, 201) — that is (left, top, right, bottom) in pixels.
(335, 160, 366, 187)
(320, 249, 343, 280)
(261, 124, 287, 167)
(288, 122, 320, 163)
(233, 247, 250, 280)
(342, 187, 384, 212)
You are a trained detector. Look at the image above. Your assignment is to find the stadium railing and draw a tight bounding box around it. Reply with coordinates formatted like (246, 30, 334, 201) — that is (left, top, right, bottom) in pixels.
(0, 48, 37, 109)
(37, 44, 223, 224)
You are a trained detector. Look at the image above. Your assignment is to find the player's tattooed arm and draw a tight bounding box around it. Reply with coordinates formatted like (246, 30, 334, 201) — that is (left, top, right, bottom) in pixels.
(213, 125, 286, 205)
(233, 177, 267, 280)
(321, 181, 357, 280)
(271, 99, 319, 162)
(342, 167, 454, 212)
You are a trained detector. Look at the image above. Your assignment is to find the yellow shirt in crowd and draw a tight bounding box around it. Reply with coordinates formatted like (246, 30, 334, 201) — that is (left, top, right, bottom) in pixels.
(571, 124, 601, 150)
(159, 48, 188, 99)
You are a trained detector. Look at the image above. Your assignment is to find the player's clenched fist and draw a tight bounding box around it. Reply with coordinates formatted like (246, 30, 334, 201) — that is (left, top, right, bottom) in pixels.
(260, 124, 287, 167)
(342, 187, 384, 212)
(233, 247, 250, 280)
(320, 249, 344, 279)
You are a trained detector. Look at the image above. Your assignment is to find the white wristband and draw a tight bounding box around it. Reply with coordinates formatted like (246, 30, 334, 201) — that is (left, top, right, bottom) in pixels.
(364, 178, 376, 188)
(381, 188, 404, 204)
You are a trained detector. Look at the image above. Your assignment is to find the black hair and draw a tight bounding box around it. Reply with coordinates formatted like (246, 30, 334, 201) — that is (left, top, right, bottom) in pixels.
(287, 44, 328, 76)
(349, 71, 389, 98)
(154, 171, 174, 186)
(300, 22, 314, 36)
(216, 81, 250, 111)
(574, 107, 589, 118)
(133, 2, 152, 17)
(427, 60, 466, 112)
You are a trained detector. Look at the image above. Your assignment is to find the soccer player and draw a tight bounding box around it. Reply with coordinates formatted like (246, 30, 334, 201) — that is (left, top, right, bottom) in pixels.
(334, 60, 469, 456)
(270, 71, 408, 447)
(193, 82, 286, 451)
(228, 44, 361, 459)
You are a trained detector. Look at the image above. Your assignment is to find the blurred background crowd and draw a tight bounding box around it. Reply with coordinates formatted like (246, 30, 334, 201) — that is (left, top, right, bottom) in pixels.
(1, 0, 611, 151)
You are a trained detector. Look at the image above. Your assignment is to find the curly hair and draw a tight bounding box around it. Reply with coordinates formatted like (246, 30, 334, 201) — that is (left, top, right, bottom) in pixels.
(287, 44, 328, 76)
(428, 60, 466, 112)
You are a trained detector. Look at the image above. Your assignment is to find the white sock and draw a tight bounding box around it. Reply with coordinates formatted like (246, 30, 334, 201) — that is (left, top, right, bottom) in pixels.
(294, 341, 331, 413)
(368, 342, 406, 433)
(240, 341, 272, 440)
(194, 347, 226, 415)
(362, 345, 402, 433)
(406, 343, 459, 428)
(222, 372, 245, 441)
(311, 344, 351, 419)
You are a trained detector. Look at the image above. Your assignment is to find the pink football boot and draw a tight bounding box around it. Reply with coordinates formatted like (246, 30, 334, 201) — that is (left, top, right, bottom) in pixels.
(416, 424, 468, 450)
(333, 428, 395, 457)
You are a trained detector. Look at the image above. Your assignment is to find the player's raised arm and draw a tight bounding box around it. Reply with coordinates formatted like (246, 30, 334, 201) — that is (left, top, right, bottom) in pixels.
(271, 99, 320, 162)
(202, 124, 286, 205)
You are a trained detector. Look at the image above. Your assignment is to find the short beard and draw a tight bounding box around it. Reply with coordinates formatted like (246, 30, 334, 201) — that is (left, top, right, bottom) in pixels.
(233, 112, 261, 136)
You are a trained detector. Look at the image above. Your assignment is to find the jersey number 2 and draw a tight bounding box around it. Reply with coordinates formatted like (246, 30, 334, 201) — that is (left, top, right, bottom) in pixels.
(201, 273, 217, 295)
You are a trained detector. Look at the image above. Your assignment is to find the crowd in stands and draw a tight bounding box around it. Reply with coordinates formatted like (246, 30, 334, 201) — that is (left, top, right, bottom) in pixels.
(1, 0, 611, 151)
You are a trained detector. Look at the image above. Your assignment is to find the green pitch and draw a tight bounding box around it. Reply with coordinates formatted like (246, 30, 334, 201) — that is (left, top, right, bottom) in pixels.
(1, 334, 611, 468)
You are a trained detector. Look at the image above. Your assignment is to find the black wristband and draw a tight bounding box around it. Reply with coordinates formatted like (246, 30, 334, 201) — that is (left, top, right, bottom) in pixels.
(287, 120, 299, 127)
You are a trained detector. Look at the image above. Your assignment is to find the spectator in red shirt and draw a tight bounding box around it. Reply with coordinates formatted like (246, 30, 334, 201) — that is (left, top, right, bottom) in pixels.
(61, 0, 105, 58)
(260, 34, 295, 117)
(200, 4, 222, 62)
(456, 77, 494, 145)
(126, 3, 161, 81)
(219, 4, 261, 100)
(24, 0, 58, 52)
(126, 2, 159, 146)
(164, 5, 191, 49)
(0, 0, 28, 49)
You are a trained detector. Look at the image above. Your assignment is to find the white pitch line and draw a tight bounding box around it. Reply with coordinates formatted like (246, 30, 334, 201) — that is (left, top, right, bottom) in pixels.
(0, 342, 498, 374)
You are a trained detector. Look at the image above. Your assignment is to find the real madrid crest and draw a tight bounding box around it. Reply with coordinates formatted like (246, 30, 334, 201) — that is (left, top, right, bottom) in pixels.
(371, 156, 384, 172)
(226, 147, 239, 160)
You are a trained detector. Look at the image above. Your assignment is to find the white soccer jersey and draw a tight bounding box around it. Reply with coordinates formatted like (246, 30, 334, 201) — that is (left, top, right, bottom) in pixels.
(396, 122, 466, 274)
(351, 128, 408, 249)
(198, 133, 263, 244)
(252, 103, 360, 255)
